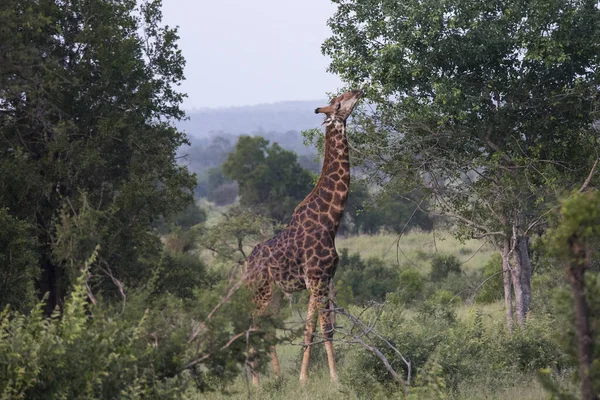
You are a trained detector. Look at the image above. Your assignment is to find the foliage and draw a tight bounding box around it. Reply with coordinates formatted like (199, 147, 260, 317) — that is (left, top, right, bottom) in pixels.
(544, 191, 600, 397)
(206, 168, 238, 205)
(0, 0, 196, 310)
(324, 0, 600, 327)
(545, 191, 600, 261)
(0, 252, 272, 399)
(340, 181, 433, 235)
(397, 269, 426, 304)
(430, 254, 462, 283)
(334, 248, 399, 304)
(222, 136, 313, 222)
(428, 289, 456, 306)
(0, 209, 38, 312)
(474, 253, 504, 304)
(198, 206, 278, 265)
(342, 303, 567, 398)
(155, 203, 207, 234)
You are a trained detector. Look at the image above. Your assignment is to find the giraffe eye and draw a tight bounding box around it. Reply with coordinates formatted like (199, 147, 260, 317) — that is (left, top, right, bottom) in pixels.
(335, 103, 341, 111)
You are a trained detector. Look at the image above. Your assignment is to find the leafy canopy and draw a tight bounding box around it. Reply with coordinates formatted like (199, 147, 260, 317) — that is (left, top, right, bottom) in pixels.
(324, 0, 600, 240)
(223, 136, 313, 222)
(0, 0, 196, 309)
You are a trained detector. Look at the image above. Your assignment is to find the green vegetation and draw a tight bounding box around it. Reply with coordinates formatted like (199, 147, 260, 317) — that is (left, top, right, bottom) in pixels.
(222, 136, 314, 222)
(1, 0, 599, 398)
(324, 0, 600, 327)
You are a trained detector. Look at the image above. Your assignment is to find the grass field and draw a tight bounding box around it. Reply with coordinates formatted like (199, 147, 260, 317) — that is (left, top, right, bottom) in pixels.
(336, 230, 496, 275)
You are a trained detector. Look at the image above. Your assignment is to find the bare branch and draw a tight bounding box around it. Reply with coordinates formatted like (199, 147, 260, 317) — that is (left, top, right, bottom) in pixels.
(578, 158, 599, 193)
(188, 279, 243, 343)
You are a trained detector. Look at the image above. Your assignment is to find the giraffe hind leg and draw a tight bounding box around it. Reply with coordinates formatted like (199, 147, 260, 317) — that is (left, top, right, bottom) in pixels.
(268, 290, 284, 378)
(299, 291, 319, 384)
(249, 283, 272, 386)
(250, 284, 284, 384)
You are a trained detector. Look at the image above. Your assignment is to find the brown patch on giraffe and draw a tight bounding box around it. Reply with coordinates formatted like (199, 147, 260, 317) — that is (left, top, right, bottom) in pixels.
(329, 208, 343, 222)
(336, 181, 348, 192)
(319, 213, 332, 226)
(304, 236, 317, 248)
(320, 189, 333, 203)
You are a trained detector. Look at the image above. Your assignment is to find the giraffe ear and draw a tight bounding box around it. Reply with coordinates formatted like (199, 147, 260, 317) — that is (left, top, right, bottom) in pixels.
(335, 103, 341, 111)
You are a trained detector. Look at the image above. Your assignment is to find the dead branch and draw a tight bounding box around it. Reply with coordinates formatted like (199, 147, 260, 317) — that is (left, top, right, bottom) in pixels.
(578, 158, 599, 193)
(97, 260, 127, 311)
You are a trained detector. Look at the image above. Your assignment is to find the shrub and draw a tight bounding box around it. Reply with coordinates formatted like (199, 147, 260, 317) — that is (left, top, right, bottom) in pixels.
(428, 289, 456, 305)
(398, 269, 426, 304)
(208, 182, 239, 206)
(341, 301, 567, 398)
(0, 256, 268, 398)
(335, 249, 399, 304)
(474, 253, 503, 304)
(430, 254, 462, 282)
(154, 203, 207, 234)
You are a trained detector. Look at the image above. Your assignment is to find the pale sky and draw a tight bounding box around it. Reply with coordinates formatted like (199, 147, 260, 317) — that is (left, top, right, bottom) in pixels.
(160, 0, 342, 109)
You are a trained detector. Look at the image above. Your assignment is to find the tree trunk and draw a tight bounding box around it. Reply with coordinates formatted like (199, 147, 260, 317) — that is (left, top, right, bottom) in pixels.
(567, 235, 596, 400)
(501, 240, 514, 333)
(509, 245, 525, 326)
(515, 235, 532, 321)
(38, 254, 64, 316)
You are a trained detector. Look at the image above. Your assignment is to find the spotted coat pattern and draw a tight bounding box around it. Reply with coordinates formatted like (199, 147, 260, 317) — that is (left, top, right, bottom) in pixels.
(242, 90, 363, 384)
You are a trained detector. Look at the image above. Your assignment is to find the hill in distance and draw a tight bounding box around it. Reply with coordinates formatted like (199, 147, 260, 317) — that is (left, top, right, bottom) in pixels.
(177, 100, 327, 138)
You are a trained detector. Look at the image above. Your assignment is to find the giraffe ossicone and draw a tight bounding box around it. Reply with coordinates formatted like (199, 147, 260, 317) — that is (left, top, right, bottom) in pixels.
(243, 89, 363, 385)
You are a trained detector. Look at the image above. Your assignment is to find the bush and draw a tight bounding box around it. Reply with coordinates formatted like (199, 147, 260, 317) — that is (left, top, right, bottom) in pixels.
(428, 289, 456, 305)
(335, 249, 399, 304)
(474, 253, 504, 304)
(341, 302, 567, 398)
(430, 254, 462, 282)
(0, 255, 269, 398)
(398, 269, 426, 304)
(208, 182, 239, 206)
(153, 252, 215, 299)
(154, 203, 207, 234)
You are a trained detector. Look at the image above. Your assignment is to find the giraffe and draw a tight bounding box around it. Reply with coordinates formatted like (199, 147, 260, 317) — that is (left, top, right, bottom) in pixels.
(242, 89, 363, 385)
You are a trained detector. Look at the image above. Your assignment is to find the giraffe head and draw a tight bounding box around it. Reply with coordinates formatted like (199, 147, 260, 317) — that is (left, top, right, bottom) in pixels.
(314, 89, 363, 124)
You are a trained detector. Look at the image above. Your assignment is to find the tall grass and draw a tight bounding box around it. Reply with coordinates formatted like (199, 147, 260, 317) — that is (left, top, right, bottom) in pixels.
(336, 230, 496, 274)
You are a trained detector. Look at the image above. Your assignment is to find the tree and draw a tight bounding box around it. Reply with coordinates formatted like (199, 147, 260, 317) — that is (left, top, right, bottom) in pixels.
(0, 0, 196, 312)
(546, 191, 600, 400)
(222, 136, 313, 222)
(324, 0, 600, 328)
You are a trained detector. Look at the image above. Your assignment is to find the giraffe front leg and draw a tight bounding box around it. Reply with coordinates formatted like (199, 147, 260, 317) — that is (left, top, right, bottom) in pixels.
(299, 293, 319, 384)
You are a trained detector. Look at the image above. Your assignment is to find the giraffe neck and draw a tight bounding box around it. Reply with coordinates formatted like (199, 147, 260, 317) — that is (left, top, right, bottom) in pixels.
(293, 119, 350, 232)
